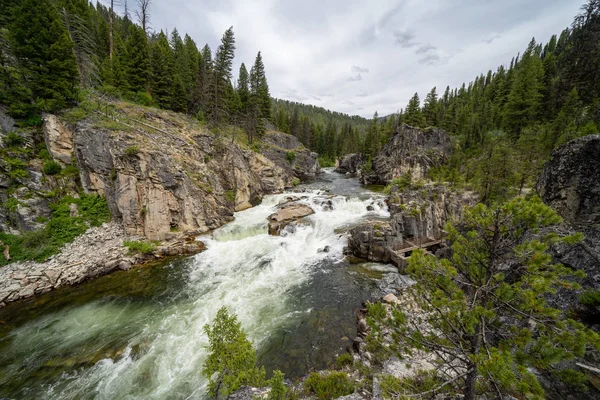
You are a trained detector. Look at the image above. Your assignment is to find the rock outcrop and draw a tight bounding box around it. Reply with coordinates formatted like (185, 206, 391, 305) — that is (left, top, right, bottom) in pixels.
(71, 108, 319, 240)
(538, 135, 600, 315)
(347, 185, 477, 270)
(267, 203, 315, 235)
(361, 124, 452, 185)
(43, 114, 74, 164)
(335, 153, 363, 175)
(538, 135, 600, 227)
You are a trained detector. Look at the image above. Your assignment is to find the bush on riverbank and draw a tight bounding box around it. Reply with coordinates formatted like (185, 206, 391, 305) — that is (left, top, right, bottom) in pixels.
(303, 371, 354, 399)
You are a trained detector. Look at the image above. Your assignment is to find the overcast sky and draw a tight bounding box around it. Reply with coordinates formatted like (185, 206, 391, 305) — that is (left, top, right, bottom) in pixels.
(113, 0, 582, 118)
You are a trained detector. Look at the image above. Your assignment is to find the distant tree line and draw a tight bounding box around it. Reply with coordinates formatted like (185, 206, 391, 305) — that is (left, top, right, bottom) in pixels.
(0, 0, 271, 141)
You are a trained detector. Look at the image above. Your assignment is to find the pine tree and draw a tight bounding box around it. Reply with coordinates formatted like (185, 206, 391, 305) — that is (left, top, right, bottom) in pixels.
(367, 197, 599, 400)
(8, 0, 79, 115)
(149, 31, 174, 108)
(249, 51, 271, 120)
(237, 63, 250, 115)
(208, 26, 235, 123)
(123, 24, 150, 93)
(423, 87, 439, 127)
(503, 38, 544, 140)
(404, 93, 425, 127)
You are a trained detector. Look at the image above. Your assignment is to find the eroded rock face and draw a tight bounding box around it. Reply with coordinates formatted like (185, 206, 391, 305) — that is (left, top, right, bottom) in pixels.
(260, 131, 321, 181)
(267, 203, 315, 235)
(361, 124, 452, 185)
(73, 119, 316, 240)
(335, 153, 363, 175)
(346, 185, 477, 270)
(43, 114, 74, 164)
(538, 135, 600, 227)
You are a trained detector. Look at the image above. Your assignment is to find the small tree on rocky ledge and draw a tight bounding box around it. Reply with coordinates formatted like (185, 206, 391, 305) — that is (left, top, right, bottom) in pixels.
(368, 196, 599, 399)
(202, 306, 265, 399)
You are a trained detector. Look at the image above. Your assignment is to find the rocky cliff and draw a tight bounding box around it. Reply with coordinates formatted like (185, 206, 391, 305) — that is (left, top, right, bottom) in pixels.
(361, 124, 452, 185)
(347, 184, 477, 270)
(538, 135, 600, 315)
(335, 153, 363, 175)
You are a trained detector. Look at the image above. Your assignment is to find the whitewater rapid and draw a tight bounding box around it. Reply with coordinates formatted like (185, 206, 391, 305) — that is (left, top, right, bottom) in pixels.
(0, 171, 390, 399)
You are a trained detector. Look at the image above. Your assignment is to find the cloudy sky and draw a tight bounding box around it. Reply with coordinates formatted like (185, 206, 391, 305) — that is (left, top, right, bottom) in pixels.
(114, 0, 582, 118)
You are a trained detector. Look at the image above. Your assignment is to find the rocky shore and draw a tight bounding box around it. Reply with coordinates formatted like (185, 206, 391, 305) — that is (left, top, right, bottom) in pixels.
(0, 222, 206, 308)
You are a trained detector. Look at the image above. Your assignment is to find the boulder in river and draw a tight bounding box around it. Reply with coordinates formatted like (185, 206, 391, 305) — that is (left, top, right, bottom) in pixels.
(267, 203, 315, 235)
(335, 153, 363, 175)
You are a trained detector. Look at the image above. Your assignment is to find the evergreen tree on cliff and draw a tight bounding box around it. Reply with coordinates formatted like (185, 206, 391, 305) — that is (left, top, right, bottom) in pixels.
(208, 26, 236, 123)
(123, 24, 150, 93)
(404, 92, 425, 128)
(7, 0, 79, 116)
(237, 63, 250, 115)
(249, 51, 271, 120)
(149, 31, 174, 108)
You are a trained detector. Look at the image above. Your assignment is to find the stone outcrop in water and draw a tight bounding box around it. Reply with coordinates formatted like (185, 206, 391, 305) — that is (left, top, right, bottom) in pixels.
(361, 124, 452, 185)
(268, 203, 315, 235)
(335, 153, 363, 175)
(347, 184, 477, 270)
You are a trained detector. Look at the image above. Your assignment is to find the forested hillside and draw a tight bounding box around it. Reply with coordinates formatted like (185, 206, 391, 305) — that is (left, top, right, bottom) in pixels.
(0, 0, 271, 142)
(355, 0, 600, 203)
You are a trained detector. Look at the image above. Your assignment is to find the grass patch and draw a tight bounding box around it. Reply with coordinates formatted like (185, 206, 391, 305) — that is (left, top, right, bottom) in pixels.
(291, 177, 301, 187)
(124, 145, 140, 157)
(286, 151, 296, 163)
(303, 371, 354, 400)
(123, 240, 157, 255)
(0, 194, 111, 266)
(225, 190, 235, 202)
(336, 353, 354, 369)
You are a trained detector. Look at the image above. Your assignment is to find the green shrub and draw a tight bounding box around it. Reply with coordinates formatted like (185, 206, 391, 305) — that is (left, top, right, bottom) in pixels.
(61, 164, 79, 177)
(5, 157, 29, 180)
(379, 371, 447, 399)
(291, 178, 301, 187)
(336, 353, 354, 369)
(134, 91, 153, 106)
(267, 370, 287, 400)
(202, 307, 266, 398)
(225, 190, 236, 202)
(123, 240, 157, 255)
(43, 160, 62, 175)
(579, 289, 600, 307)
(5, 198, 19, 212)
(124, 145, 139, 157)
(303, 371, 354, 400)
(99, 84, 121, 98)
(22, 115, 42, 127)
(3, 131, 25, 147)
(285, 151, 296, 163)
(37, 148, 51, 159)
(383, 171, 413, 194)
(317, 157, 335, 168)
(63, 107, 89, 124)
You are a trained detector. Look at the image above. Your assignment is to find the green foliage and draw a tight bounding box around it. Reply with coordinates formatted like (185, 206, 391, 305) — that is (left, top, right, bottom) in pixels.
(579, 289, 600, 307)
(285, 151, 296, 163)
(383, 171, 413, 194)
(335, 353, 354, 369)
(267, 370, 287, 400)
(317, 157, 335, 167)
(291, 178, 301, 187)
(42, 160, 62, 175)
(366, 196, 600, 399)
(5, 197, 19, 212)
(0, 194, 111, 266)
(303, 371, 354, 400)
(124, 145, 140, 157)
(225, 190, 236, 202)
(3, 131, 24, 147)
(379, 371, 448, 399)
(123, 240, 157, 255)
(202, 307, 266, 398)
(5, 157, 29, 180)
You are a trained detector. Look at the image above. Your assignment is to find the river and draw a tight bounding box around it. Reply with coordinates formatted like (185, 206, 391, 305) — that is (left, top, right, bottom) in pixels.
(0, 169, 397, 399)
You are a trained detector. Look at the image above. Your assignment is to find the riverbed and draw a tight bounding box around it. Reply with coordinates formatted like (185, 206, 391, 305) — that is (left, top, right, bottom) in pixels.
(0, 169, 396, 399)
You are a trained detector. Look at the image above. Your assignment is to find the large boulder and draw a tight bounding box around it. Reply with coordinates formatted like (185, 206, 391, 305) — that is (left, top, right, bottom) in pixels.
(347, 221, 397, 263)
(335, 153, 363, 175)
(361, 124, 452, 185)
(267, 203, 314, 235)
(538, 135, 600, 227)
